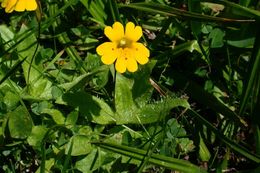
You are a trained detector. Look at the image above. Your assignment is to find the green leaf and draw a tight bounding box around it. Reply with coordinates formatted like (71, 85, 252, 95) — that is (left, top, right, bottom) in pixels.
(17, 24, 40, 83)
(130, 97, 189, 124)
(0, 25, 14, 50)
(199, 134, 211, 161)
(115, 73, 137, 117)
(61, 91, 115, 124)
(8, 106, 33, 139)
(65, 110, 79, 127)
(42, 108, 65, 124)
(65, 135, 92, 156)
(27, 126, 48, 149)
(227, 37, 255, 48)
(36, 158, 55, 173)
(209, 28, 225, 48)
(132, 61, 156, 103)
(75, 149, 110, 173)
(0, 85, 20, 110)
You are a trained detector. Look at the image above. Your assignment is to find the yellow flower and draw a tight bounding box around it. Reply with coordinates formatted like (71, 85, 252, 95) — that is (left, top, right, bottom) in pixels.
(96, 22, 150, 73)
(1, 0, 37, 13)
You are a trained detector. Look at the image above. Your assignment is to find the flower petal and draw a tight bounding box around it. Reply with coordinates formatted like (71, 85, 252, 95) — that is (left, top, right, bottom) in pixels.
(2, 0, 17, 13)
(104, 22, 124, 42)
(96, 42, 117, 55)
(1, 0, 8, 7)
(101, 55, 117, 65)
(125, 22, 142, 42)
(26, 0, 37, 11)
(15, 0, 26, 11)
(132, 43, 150, 65)
(115, 56, 127, 73)
(126, 57, 138, 72)
(96, 42, 118, 64)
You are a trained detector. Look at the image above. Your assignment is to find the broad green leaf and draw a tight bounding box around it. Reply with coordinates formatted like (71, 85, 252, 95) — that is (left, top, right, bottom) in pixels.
(132, 61, 156, 103)
(27, 126, 48, 149)
(209, 28, 225, 48)
(199, 134, 211, 161)
(61, 91, 115, 124)
(0, 25, 14, 50)
(17, 25, 54, 100)
(161, 118, 195, 156)
(42, 108, 65, 124)
(17, 24, 40, 83)
(65, 110, 79, 127)
(8, 106, 33, 139)
(115, 73, 137, 117)
(0, 85, 20, 110)
(59, 66, 109, 91)
(65, 135, 92, 156)
(75, 149, 112, 173)
(36, 158, 55, 173)
(114, 97, 189, 124)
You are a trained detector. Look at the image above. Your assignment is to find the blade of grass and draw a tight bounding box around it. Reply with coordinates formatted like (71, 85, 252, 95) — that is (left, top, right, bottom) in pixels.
(0, 57, 27, 85)
(119, 2, 255, 23)
(186, 109, 260, 163)
(93, 142, 207, 173)
(239, 22, 260, 116)
(80, 0, 107, 24)
(49, 3, 88, 73)
(1, 0, 79, 57)
(171, 72, 247, 127)
(204, 0, 260, 19)
(108, 0, 121, 22)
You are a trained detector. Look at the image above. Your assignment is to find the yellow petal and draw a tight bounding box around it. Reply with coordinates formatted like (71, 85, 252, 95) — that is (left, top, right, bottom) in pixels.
(115, 56, 127, 73)
(126, 57, 138, 72)
(26, 0, 37, 11)
(96, 42, 118, 65)
(104, 22, 124, 42)
(15, 0, 26, 11)
(1, 0, 8, 7)
(125, 22, 142, 42)
(101, 55, 117, 65)
(3, 0, 17, 13)
(96, 42, 117, 56)
(132, 43, 150, 65)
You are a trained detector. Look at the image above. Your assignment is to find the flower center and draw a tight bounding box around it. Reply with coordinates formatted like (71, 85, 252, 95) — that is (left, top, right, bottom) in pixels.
(118, 38, 131, 48)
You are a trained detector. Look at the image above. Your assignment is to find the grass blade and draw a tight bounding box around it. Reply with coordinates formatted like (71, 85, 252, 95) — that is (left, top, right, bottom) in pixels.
(93, 142, 207, 173)
(172, 72, 247, 127)
(186, 109, 260, 163)
(119, 2, 255, 23)
(239, 23, 260, 115)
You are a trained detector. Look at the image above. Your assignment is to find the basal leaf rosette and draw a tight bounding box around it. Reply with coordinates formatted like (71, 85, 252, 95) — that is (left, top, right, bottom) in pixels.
(96, 22, 150, 73)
